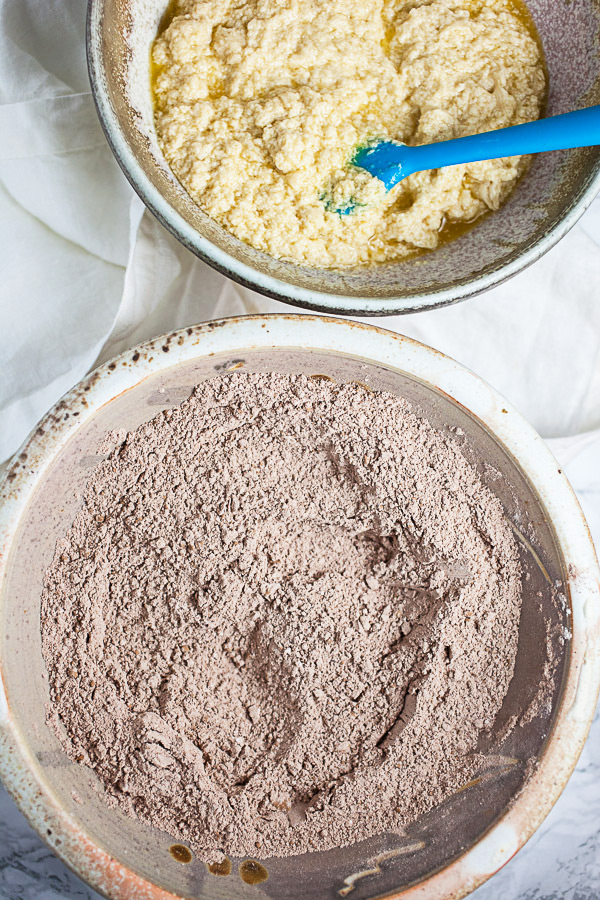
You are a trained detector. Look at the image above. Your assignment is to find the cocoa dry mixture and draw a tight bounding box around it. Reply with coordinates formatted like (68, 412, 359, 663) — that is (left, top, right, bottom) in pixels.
(41, 373, 522, 861)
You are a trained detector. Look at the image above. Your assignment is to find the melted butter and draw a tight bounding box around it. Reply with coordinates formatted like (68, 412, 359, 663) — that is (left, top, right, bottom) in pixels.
(239, 859, 269, 885)
(150, 0, 178, 108)
(509, 0, 549, 111)
(208, 857, 232, 876)
(498, 0, 543, 46)
(169, 843, 193, 864)
(157, 0, 178, 35)
(207, 73, 225, 99)
(438, 210, 492, 246)
(380, 24, 396, 55)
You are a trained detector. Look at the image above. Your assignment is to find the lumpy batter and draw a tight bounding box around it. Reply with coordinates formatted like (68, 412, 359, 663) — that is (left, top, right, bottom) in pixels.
(152, 0, 546, 267)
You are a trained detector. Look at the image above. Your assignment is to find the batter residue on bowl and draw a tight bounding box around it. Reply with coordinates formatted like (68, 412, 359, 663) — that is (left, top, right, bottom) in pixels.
(151, 0, 546, 267)
(42, 374, 522, 861)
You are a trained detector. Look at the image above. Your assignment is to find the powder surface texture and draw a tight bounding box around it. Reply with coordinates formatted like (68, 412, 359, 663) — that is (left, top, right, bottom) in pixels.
(151, 0, 546, 266)
(41, 373, 522, 861)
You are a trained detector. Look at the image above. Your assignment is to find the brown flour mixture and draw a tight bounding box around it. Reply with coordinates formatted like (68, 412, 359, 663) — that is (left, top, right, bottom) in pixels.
(42, 373, 522, 860)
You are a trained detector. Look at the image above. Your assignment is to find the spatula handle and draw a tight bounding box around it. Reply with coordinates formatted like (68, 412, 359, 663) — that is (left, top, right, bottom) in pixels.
(358, 105, 600, 189)
(406, 104, 600, 176)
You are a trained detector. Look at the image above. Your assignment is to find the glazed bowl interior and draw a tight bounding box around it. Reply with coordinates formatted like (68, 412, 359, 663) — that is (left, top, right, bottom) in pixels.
(87, 0, 600, 314)
(0, 331, 574, 899)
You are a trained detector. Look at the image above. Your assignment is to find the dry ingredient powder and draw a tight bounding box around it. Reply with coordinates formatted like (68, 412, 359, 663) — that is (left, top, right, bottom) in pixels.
(42, 373, 522, 861)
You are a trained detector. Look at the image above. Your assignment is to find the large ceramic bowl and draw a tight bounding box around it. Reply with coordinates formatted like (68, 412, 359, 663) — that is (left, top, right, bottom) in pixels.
(87, 0, 600, 315)
(1, 315, 599, 900)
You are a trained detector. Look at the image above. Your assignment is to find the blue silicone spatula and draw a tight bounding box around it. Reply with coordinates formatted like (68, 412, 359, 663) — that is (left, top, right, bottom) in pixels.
(344, 104, 600, 207)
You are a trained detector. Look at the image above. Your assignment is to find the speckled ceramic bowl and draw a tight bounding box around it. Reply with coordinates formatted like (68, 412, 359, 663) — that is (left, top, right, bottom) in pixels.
(87, 0, 600, 315)
(1, 315, 599, 900)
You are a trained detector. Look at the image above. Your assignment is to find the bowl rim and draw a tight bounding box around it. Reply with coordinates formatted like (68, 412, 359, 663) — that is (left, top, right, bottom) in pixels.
(1, 314, 599, 900)
(85, 0, 600, 317)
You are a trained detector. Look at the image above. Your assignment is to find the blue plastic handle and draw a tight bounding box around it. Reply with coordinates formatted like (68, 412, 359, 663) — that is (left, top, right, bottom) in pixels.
(354, 105, 600, 190)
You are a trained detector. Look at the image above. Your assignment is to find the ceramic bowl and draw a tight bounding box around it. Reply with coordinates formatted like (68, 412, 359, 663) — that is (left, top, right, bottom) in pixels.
(87, 0, 600, 315)
(1, 314, 599, 900)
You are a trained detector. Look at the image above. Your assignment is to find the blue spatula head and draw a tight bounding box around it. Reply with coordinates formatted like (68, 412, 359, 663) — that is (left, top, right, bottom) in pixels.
(322, 141, 406, 215)
(353, 140, 409, 189)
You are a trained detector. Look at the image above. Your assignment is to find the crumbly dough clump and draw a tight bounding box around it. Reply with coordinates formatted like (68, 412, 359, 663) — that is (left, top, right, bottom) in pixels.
(153, 0, 545, 267)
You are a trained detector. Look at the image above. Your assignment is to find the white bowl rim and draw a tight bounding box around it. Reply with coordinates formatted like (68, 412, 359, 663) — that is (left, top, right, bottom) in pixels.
(0, 314, 599, 900)
(85, 0, 600, 317)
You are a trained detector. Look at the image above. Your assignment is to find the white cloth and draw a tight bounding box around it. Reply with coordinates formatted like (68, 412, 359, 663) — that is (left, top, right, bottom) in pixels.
(0, 3, 599, 899)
